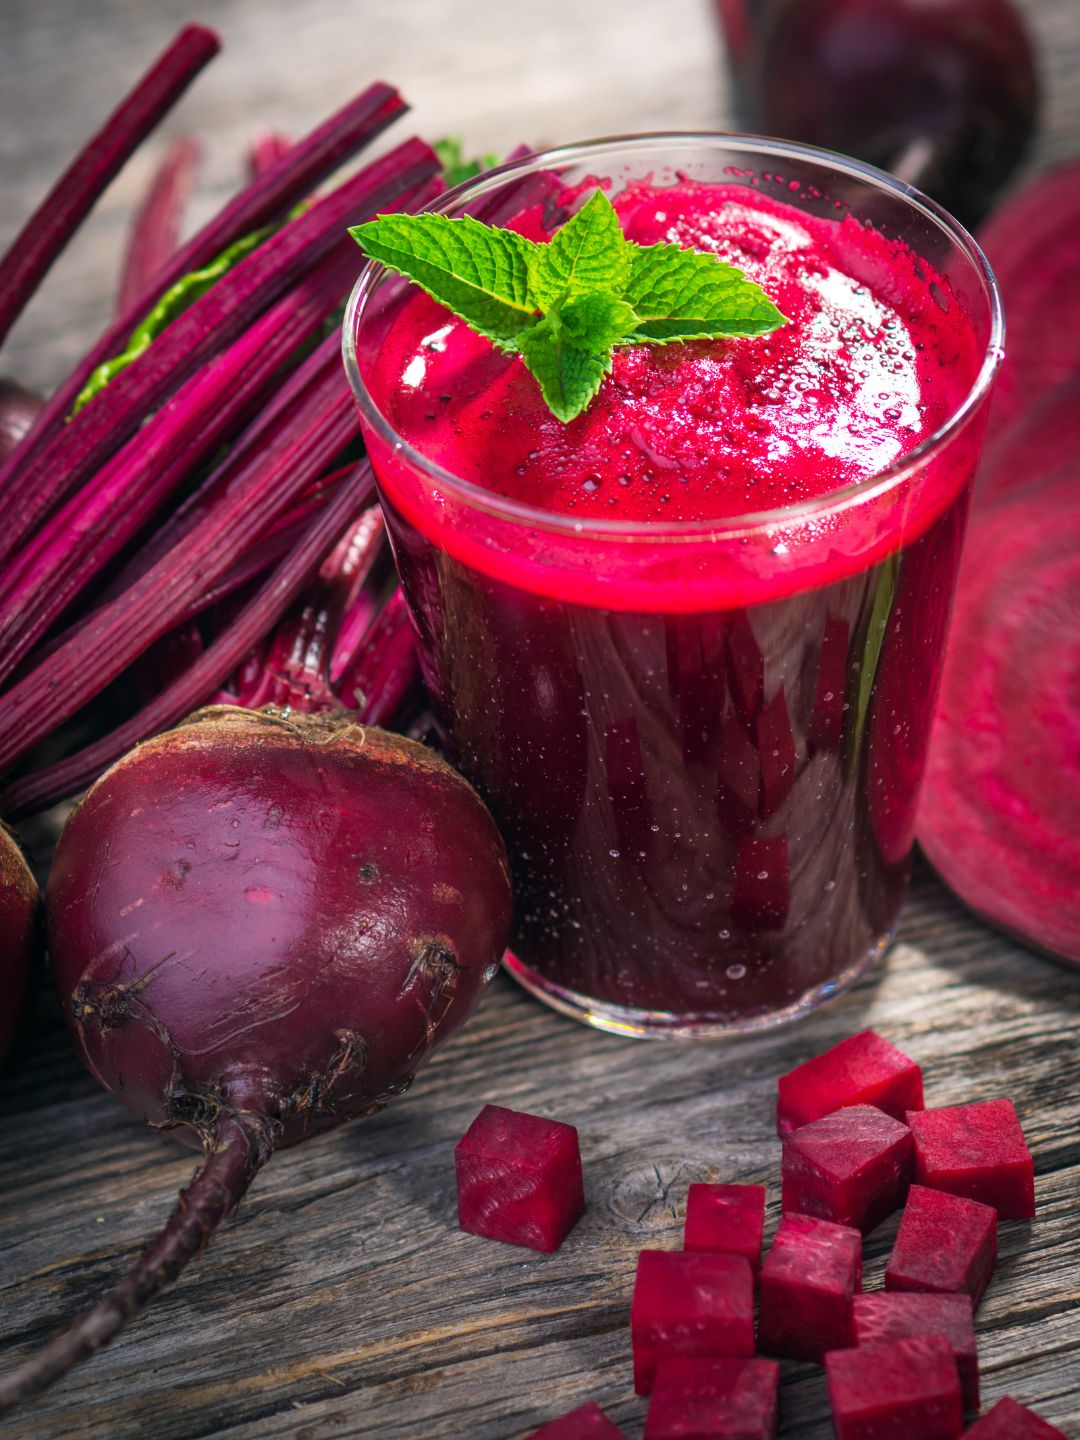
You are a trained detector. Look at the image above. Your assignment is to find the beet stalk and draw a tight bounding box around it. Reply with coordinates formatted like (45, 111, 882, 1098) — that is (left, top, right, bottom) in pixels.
(249, 131, 292, 178)
(0, 344, 358, 775)
(0, 823, 39, 1067)
(233, 496, 386, 712)
(0, 81, 406, 491)
(0, 462, 376, 818)
(0, 706, 511, 1410)
(0, 380, 44, 465)
(0, 136, 437, 569)
(0, 24, 219, 349)
(0, 250, 361, 688)
(116, 136, 202, 313)
(335, 588, 422, 725)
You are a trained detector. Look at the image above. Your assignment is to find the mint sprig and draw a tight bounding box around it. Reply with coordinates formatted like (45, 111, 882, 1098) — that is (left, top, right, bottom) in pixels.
(350, 188, 787, 423)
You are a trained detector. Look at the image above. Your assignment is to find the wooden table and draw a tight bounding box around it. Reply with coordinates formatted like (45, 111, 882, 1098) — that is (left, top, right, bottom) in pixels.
(1, 2, 1078, 1436)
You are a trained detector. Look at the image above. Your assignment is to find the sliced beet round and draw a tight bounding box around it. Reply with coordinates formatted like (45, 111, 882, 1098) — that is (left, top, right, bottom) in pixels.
(976, 376, 1080, 506)
(979, 158, 1080, 438)
(918, 469, 1080, 965)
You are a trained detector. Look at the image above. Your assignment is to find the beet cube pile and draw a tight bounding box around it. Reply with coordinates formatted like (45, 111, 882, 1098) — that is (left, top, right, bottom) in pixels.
(460, 1032, 1055, 1440)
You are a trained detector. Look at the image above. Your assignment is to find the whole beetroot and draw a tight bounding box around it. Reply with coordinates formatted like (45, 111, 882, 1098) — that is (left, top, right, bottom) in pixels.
(0, 822, 39, 1066)
(0, 705, 511, 1411)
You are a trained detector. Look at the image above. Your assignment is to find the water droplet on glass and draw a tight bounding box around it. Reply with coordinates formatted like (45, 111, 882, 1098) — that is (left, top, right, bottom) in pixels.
(726, 963, 746, 980)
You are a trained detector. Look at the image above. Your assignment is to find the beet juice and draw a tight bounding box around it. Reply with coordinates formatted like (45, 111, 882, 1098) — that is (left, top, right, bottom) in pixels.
(345, 137, 1001, 1036)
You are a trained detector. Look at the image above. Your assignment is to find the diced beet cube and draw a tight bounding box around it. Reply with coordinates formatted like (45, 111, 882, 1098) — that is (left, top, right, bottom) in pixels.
(525, 1402, 629, 1439)
(758, 1212, 862, 1361)
(906, 1099, 1035, 1220)
(782, 1104, 913, 1233)
(776, 1030, 924, 1138)
(853, 1292, 978, 1412)
(825, 1335, 964, 1440)
(455, 1104, 585, 1253)
(963, 1397, 1069, 1438)
(644, 1357, 780, 1439)
(885, 1185, 997, 1308)
(631, 1250, 755, 1395)
(684, 1183, 767, 1275)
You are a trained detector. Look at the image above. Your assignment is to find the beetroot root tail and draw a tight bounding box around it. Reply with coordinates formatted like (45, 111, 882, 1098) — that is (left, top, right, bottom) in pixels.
(0, 1112, 273, 1415)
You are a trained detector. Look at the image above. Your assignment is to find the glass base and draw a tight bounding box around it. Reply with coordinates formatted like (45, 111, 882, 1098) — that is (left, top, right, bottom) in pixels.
(502, 929, 895, 1040)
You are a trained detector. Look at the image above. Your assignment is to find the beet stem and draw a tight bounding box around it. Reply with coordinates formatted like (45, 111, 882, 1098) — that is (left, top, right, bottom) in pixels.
(0, 81, 405, 499)
(0, 1113, 271, 1416)
(0, 137, 436, 570)
(117, 135, 202, 314)
(1, 462, 375, 816)
(0, 25, 219, 350)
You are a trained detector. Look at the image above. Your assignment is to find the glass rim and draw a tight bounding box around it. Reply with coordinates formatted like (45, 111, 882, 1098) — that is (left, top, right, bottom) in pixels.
(342, 130, 1004, 544)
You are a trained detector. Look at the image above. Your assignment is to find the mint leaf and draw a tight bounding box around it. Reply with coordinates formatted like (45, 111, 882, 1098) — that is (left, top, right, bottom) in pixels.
(556, 290, 639, 351)
(622, 241, 787, 342)
(518, 311, 614, 424)
(529, 189, 631, 308)
(350, 212, 539, 349)
(349, 185, 789, 423)
(434, 137, 500, 188)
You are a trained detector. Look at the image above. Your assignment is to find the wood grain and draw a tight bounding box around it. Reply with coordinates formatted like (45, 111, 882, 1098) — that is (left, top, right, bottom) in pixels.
(1, 1, 1078, 1436)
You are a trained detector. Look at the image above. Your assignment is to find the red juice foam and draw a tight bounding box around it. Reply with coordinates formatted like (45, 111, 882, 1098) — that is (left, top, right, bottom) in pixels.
(355, 175, 986, 1028)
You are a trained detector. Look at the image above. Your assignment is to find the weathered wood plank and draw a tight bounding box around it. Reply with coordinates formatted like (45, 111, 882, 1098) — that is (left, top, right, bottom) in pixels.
(1, 879, 1078, 1438)
(1, 0, 1078, 1435)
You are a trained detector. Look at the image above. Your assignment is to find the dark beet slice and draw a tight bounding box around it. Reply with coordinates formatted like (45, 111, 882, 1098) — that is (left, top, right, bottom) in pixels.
(825, 1335, 964, 1440)
(885, 1185, 997, 1308)
(781, 1104, 913, 1233)
(758, 1213, 862, 1361)
(756, 687, 797, 821)
(455, 1104, 585, 1253)
(683, 1183, 766, 1277)
(907, 1099, 1035, 1220)
(645, 1357, 780, 1440)
(525, 1402, 628, 1439)
(964, 1397, 1069, 1439)
(776, 1030, 923, 1138)
(852, 1292, 978, 1412)
(977, 377, 1080, 507)
(978, 159, 1080, 438)
(917, 469, 1080, 967)
(631, 1251, 755, 1396)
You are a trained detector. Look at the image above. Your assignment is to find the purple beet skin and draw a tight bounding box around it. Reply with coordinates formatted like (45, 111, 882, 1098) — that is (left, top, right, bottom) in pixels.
(683, 1183, 766, 1276)
(525, 1401, 628, 1439)
(0, 825, 39, 1067)
(781, 1104, 913, 1233)
(758, 1213, 862, 1361)
(885, 1185, 997, 1308)
(853, 1292, 978, 1412)
(964, 1397, 1069, 1439)
(825, 1335, 964, 1440)
(455, 1104, 585, 1253)
(631, 1251, 755, 1395)
(907, 1100, 1035, 1220)
(645, 1357, 780, 1440)
(776, 1031, 923, 1137)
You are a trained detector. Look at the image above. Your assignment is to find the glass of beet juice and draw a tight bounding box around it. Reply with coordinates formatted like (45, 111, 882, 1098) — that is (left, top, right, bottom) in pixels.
(343, 136, 1002, 1038)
